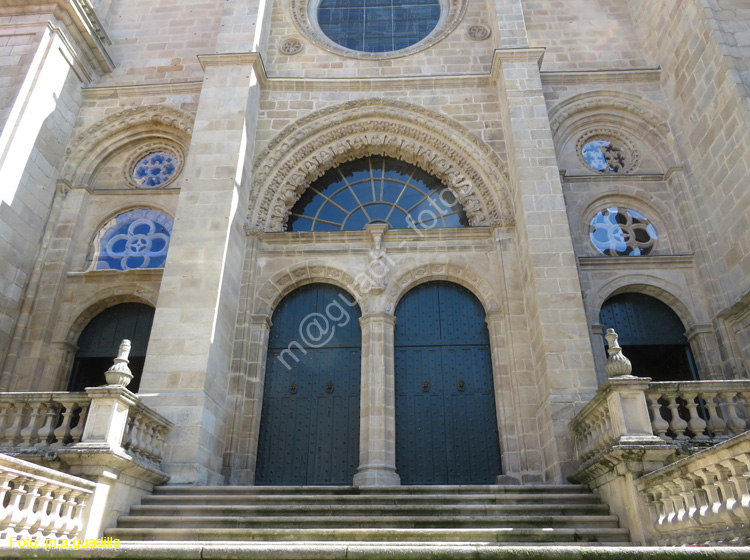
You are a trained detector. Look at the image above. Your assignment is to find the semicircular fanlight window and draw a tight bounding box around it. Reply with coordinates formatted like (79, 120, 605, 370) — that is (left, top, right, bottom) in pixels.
(287, 156, 468, 232)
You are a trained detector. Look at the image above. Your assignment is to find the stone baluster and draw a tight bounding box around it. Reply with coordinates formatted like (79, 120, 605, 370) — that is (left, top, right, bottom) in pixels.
(121, 414, 134, 451)
(6, 476, 29, 536)
(739, 391, 750, 430)
(696, 468, 730, 527)
(648, 393, 671, 440)
(69, 402, 87, 443)
(50, 491, 69, 536)
(683, 391, 709, 440)
(0, 471, 18, 527)
(18, 401, 44, 447)
(725, 458, 750, 524)
(5, 403, 26, 448)
(708, 464, 744, 524)
(67, 490, 87, 538)
(657, 482, 677, 529)
(17, 479, 44, 536)
(665, 392, 689, 440)
(52, 401, 76, 447)
(0, 403, 14, 445)
(129, 417, 142, 457)
(35, 403, 58, 448)
(702, 392, 728, 440)
(60, 490, 83, 538)
(32, 483, 56, 538)
(720, 392, 745, 435)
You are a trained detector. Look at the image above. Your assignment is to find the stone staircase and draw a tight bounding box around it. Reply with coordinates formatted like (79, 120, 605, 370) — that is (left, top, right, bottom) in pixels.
(107, 484, 631, 546)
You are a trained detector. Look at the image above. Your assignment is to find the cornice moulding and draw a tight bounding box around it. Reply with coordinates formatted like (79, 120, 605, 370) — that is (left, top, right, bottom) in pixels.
(578, 254, 696, 270)
(541, 68, 662, 86)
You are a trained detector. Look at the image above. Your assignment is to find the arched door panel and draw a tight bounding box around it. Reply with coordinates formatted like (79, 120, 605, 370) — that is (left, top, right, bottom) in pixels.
(69, 302, 154, 392)
(395, 281, 501, 485)
(256, 284, 361, 485)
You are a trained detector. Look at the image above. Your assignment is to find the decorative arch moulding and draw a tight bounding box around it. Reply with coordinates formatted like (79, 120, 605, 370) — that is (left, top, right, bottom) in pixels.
(249, 99, 514, 233)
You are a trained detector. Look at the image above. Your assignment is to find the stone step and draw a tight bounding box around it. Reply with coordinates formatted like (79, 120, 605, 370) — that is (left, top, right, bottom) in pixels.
(116, 514, 621, 529)
(152, 484, 591, 496)
(105, 526, 631, 543)
(141, 492, 601, 506)
(129, 503, 611, 517)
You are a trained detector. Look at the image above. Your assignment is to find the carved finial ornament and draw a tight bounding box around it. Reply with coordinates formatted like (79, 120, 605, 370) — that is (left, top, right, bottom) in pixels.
(604, 328, 633, 378)
(104, 339, 134, 387)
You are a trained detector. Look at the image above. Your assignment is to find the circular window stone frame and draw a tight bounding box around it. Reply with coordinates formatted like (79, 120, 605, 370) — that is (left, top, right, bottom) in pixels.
(124, 142, 185, 189)
(576, 128, 640, 175)
(291, 0, 468, 60)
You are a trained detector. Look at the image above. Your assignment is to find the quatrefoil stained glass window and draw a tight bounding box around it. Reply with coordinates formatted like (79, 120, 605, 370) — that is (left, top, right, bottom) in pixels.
(316, 0, 441, 53)
(133, 151, 178, 187)
(589, 207, 657, 256)
(94, 209, 173, 270)
(287, 156, 468, 232)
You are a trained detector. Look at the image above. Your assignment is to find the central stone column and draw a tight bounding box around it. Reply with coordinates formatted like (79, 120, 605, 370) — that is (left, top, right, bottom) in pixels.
(354, 312, 400, 486)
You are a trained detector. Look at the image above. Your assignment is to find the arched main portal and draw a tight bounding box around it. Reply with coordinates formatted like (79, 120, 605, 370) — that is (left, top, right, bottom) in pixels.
(68, 302, 155, 392)
(600, 293, 698, 381)
(394, 281, 501, 484)
(256, 283, 362, 485)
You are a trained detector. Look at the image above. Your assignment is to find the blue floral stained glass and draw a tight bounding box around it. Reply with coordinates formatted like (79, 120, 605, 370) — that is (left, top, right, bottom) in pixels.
(287, 156, 469, 232)
(133, 151, 178, 187)
(589, 207, 657, 256)
(317, 0, 441, 53)
(582, 140, 626, 173)
(95, 209, 173, 270)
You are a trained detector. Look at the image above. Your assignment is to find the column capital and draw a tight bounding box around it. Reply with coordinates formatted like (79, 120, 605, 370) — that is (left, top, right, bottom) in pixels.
(485, 309, 505, 323)
(250, 314, 272, 329)
(359, 312, 397, 326)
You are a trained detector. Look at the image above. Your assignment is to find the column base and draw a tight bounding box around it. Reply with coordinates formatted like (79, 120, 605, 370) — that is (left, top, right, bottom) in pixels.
(353, 464, 401, 487)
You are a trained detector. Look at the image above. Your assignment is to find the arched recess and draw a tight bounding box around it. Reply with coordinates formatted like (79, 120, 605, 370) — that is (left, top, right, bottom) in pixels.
(386, 262, 501, 315)
(549, 91, 677, 173)
(394, 280, 502, 484)
(255, 283, 362, 485)
(599, 293, 698, 382)
(254, 263, 368, 317)
(67, 302, 156, 392)
(61, 105, 194, 187)
(249, 99, 514, 231)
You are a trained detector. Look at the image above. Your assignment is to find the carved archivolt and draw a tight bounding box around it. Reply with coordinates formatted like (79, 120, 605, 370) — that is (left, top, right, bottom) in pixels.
(62, 105, 194, 186)
(250, 99, 513, 232)
(386, 263, 501, 314)
(548, 91, 671, 138)
(65, 290, 158, 345)
(255, 264, 366, 317)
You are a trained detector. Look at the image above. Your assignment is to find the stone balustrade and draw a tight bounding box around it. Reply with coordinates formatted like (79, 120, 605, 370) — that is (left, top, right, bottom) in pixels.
(635, 431, 750, 546)
(646, 381, 750, 443)
(0, 393, 90, 451)
(0, 387, 172, 472)
(0, 454, 95, 541)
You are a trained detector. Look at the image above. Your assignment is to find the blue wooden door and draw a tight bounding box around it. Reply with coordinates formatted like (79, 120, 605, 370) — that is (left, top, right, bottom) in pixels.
(256, 284, 361, 485)
(395, 281, 501, 484)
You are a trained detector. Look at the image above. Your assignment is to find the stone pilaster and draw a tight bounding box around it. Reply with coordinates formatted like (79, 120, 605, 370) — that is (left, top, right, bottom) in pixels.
(139, 50, 266, 484)
(353, 313, 400, 487)
(495, 49, 599, 482)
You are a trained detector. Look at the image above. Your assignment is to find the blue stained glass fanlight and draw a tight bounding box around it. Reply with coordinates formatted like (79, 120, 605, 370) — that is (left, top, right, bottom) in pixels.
(94, 209, 173, 270)
(317, 0, 441, 53)
(133, 151, 178, 187)
(287, 156, 468, 232)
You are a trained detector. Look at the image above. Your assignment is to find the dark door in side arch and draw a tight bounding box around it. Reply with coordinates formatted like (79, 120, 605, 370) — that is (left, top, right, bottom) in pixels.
(255, 283, 362, 485)
(394, 281, 502, 485)
(69, 302, 155, 393)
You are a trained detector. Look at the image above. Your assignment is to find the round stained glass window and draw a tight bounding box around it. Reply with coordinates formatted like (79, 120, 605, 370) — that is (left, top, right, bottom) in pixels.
(316, 0, 441, 54)
(133, 151, 179, 188)
(589, 207, 657, 256)
(581, 139, 629, 173)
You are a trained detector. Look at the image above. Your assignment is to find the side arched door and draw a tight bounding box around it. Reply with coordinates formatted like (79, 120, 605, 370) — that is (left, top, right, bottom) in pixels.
(256, 284, 362, 485)
(395, 281, 502, 484)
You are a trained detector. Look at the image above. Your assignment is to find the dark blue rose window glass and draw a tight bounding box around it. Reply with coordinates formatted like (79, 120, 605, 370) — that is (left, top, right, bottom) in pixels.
(133, 151, 178, 187)
(287, 156, 469, 232)
(589, 207, 657, 256)
(317, 0, 441, 53)
(94, 209, 173, 270)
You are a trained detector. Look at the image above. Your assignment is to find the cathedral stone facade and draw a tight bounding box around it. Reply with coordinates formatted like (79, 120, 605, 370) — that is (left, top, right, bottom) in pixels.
(0, 0, 748, 499)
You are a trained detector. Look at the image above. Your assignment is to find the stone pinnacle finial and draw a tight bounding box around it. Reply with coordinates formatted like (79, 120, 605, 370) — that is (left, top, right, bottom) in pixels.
(104, 339, 133, 387)
(604, 328, 632, 378)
